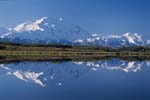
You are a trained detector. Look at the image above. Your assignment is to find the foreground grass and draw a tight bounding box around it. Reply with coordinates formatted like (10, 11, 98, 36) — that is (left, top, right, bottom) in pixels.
(0, 50, 150, 57)
(0, 51, 149, 62)
(0, 43, 150, 62)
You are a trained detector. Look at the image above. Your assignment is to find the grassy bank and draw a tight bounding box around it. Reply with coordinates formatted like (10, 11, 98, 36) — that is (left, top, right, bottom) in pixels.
(0, 43, 150, 62)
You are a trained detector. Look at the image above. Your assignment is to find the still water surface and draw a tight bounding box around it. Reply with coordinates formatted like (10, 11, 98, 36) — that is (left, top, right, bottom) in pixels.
(0, 59, 150, 100)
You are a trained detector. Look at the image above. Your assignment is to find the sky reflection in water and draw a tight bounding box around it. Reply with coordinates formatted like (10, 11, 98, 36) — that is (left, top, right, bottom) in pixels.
(0, 59, 150, 100)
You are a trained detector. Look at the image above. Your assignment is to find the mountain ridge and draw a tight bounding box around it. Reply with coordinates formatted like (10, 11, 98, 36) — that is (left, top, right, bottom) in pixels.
(0, 17, 149, 48)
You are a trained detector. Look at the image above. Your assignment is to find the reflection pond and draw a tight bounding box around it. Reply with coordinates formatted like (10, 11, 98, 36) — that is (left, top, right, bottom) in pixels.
(0, 58, 150, 100)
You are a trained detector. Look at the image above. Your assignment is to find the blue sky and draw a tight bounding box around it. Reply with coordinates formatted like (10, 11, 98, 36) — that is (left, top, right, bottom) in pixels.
(0, 0, 149, 39)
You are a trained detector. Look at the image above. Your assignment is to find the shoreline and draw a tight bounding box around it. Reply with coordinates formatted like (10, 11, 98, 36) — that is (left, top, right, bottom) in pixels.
(0, 51, 150, 63)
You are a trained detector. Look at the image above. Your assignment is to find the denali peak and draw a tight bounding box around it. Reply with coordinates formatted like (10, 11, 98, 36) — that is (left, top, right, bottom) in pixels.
(0, 17, 90, 43)
(0, 17, 149, 48)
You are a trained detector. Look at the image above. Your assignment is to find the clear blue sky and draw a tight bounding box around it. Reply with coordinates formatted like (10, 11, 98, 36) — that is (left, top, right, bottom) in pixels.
(0, 0, 149, 39)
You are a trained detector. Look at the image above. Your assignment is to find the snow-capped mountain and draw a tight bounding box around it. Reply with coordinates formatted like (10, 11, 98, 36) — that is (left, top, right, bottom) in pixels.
(74, 32, 145, 47)
(0, 17, 90, 44)
(147, 40, 150, 45)
(0, 17, 149, 47)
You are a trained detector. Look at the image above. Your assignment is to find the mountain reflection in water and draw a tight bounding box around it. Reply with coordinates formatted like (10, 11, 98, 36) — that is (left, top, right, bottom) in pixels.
(0, 59, 149, 87)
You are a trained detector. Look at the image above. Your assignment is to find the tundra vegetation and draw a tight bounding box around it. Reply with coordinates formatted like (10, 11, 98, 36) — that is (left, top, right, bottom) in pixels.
(0, 42, 150, 62)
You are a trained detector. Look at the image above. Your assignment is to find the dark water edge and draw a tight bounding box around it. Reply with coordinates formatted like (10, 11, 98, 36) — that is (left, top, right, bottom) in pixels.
(0, 55, 150, 63)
